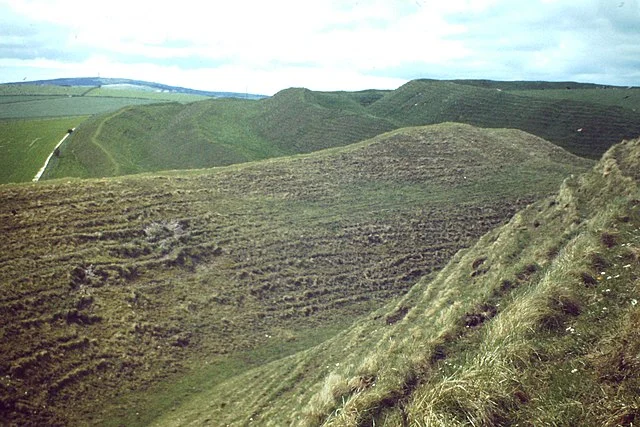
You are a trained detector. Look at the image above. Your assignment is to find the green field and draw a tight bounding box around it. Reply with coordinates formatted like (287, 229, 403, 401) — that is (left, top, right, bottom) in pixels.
(0, 117, 88, 183)
(84, 86, 210, 103)
(44, 79, 640, 182)
(0, 84, 91, 96)
(0, 96, 165, 119)
(0, 123, 593, 425)
(0, 83, 213, 119)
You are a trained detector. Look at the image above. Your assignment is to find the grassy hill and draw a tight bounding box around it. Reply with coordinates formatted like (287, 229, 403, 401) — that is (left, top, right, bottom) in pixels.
(155, 135, 640, 427)
(43, 89, 397, 179)
(0, 123, 592, 425)
(369, 79, 640, 159)
(43, 79, 640, 181)
(0, 79, 257, 184)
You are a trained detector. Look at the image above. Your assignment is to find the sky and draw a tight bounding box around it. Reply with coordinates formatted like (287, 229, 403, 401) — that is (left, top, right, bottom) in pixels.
(0, 0, 639, 95)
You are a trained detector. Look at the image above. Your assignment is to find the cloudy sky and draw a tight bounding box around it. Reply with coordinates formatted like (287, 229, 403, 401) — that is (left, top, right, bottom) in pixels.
(0, 0, 638, 95)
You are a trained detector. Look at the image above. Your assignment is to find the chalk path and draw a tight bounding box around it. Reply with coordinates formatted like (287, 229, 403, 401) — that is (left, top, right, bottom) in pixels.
(32, 128, 75, 182)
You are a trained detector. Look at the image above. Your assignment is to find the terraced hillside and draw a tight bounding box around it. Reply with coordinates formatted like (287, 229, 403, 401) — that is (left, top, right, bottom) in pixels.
(156, 137, 640, 427)
(0, 124, 592, 425)
(370, 79, 640, 159)
(46, 80, 640, 180)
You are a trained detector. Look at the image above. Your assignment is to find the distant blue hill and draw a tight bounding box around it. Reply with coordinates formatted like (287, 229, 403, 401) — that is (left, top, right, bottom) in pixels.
(13, 77, 267, 99)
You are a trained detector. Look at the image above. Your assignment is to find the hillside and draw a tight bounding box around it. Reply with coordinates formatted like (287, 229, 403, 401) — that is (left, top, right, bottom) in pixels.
(43, 89, 397, 179)
(0, 124, 592, 425)
(43, 79, 640, 181)
(370, 79, 640, 159)
(155, 136, 640, 427)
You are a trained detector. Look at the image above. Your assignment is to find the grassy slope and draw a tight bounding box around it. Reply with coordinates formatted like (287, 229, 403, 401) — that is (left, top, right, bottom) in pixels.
(0, 84, 222, 183)
(157, 136, 640, 427)
(369, 79, 640, 159)
(0, 124, 592, 426)
(510, 87, 640, 112)
(45, 80, 640, 181)
(46, 89, 397, 179)
(0, 117, 88, 184)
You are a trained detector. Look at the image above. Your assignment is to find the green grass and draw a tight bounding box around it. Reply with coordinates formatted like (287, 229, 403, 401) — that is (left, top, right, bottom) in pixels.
(44, 91, 397, 179)
(0, 84, 91, 96)
(0, 116, 88, 183)
(369, 79, 640, 159)
(0, 123, 592, 426)
(44, 80, 640, 181)
(99, 321, 352, 427)
(84, 87, 210, 103)
(0, 96, 169, 119)
(510, 87, 640, 112)
(0, 83, 214, 119)
(151, 136, 640, 427)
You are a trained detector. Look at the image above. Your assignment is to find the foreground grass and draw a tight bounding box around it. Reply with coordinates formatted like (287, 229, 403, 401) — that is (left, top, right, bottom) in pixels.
(0, 123, 591, 425)
(0, 116, 88, 183)
(153, 136, 640, 426)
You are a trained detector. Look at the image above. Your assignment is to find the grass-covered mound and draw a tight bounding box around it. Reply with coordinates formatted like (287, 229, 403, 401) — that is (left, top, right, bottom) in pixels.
(0, 123, 591, 425)
(157, 136, 640, 426)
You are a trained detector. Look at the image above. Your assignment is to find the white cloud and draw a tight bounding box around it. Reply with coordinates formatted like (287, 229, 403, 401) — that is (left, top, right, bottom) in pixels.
(0, 0, 639, 93)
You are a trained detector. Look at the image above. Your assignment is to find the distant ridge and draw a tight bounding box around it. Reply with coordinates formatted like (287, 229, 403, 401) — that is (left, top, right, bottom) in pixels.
(434, 78, 634, 90)
(369, 79, 640, 159)
(10, 77, 267, 100)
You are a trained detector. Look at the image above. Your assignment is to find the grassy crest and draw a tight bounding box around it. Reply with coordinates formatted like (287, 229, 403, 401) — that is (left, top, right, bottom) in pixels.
(0, 124, 592, 425)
